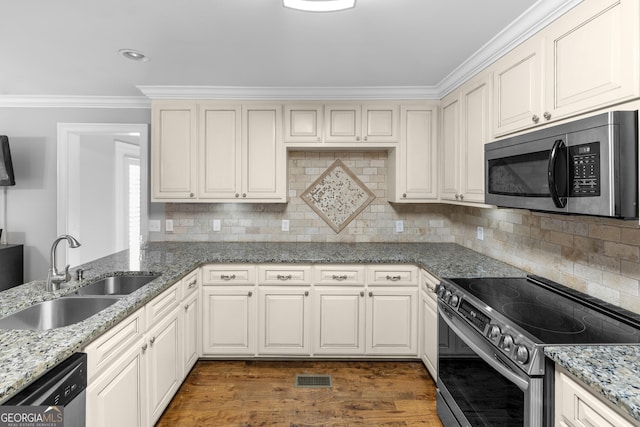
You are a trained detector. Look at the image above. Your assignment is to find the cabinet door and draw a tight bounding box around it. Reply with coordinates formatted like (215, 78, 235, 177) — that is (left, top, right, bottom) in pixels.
(313, 287, 366, 355)
(146, 305, 182, 426)
(198, 104, 242, 199)
(242, 104, 286, 201)
(545, 0, 639, 120)
(492, 38, 544, 137)
(284, 104, 323, 143)
(392, 105, 438, 202)
(440, 93, 461, 202)
(420, 290, 438, 379)
(258, 287, 311, 355)
(181, 291, 200, 376)
(366, 288, 418, 356)
(460, 75, 490, 203)
(324, 104, 362, 143)
(202, 286, 256, 355)
(86, 339, 146, 427)
(362, 103, 399, 143)
(151, 102, 197, 200)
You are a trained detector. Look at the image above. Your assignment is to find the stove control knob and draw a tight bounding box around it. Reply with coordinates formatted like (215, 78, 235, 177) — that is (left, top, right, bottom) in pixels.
(443, 290, 452, 303)
(435, 284, 446, 299)
(488, 325, 501, 340)
(515, 345, 529, 364)
(500, 334, 514, 352)
(449, 294, 459, 307)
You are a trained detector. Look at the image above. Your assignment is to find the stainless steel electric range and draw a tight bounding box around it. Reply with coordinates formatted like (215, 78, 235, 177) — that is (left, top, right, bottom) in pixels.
(435, 275, 640, 427)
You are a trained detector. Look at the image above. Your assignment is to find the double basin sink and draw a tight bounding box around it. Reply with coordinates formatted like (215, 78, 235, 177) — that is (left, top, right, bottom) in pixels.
(0, 274, 160, 331)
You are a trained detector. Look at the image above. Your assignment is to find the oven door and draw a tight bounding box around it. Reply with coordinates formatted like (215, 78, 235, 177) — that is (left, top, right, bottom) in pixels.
(437, 303, 544, 427)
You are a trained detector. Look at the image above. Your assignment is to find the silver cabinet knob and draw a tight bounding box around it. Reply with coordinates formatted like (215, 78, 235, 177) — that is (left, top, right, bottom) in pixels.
(141, 343, 148, 352)
(248, 291, 253, 297)
(532, 115, 540, 123)
(189, 193, 194, 198)
(242, 193, 247, 198)
(235, 193, 240, 198)
(455, 194, 459, 200)
(368, 291, 373, 297)
(356, 136, 361, 141)
(402, 193, 407, 198)
(459, 194, 464, 200)
(150, 337, 156, 345)
(304, 291, 309, 297)
(317, 137, 321, 142)
(364, 136, 368, 141)
(360, 291, 365, 297)
(543, 112, 551, 120)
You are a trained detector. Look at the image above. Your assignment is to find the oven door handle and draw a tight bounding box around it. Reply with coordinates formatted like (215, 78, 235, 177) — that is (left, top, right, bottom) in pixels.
(439, 307, 531, 392)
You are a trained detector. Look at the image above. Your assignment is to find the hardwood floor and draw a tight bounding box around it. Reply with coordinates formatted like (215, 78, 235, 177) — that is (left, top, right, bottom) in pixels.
(156, 360, 443, 426)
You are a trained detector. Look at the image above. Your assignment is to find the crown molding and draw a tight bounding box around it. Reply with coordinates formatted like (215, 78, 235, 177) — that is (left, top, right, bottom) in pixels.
(136, 85, 440, 100)
(0, 95, 151, 109)
(436, 0, 583, 97)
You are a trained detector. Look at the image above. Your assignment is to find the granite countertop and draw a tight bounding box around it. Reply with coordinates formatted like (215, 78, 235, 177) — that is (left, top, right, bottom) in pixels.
(0, 241, 526, 403)
(545, 346, 640, 423)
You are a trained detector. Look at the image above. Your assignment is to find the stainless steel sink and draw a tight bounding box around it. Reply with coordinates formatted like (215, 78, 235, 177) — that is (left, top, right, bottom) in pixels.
(0, 297, 120, 330)
(74, 274, 160, 296)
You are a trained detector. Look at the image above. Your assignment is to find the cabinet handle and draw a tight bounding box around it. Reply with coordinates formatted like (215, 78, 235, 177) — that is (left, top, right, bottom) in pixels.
(402, 193, 407, 198)
(248, 291, 253, 297)
(141, 343, 148, 352)
(543, 112, 551, 120)
(386, 275, 402, 281)
(277, 274, 292, 281)
(364, 136, 368, 141)
(221, 274, 236, 280)
(235, 193, 240, 198)
(188, 280, 197, 288)
(332, 274, 348, 281)
(455, 194, 459, 200)
(189, 193, 194, 198)
(150, 337, 156, 345)
(304, 291, 309, 297)
(360, 291, 365, 297)
(356, 136, 361, 141)
(184, 304, 189, 311)
(317, 137, 321, 142)
(368, 291, 373, 297)
(242, 193, 247, 198)
(531, 114, 540, 123)
(459, 194, 464, 200)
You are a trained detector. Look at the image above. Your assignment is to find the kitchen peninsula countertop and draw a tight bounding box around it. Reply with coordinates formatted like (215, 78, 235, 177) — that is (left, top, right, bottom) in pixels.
(545, 345, 640, 423)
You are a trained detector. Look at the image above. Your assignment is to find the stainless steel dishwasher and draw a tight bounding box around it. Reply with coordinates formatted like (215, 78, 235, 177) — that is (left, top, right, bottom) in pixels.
(3, 352, 87, 427)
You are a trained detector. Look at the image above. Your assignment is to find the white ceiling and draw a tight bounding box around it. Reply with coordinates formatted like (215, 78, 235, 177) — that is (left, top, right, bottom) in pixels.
(1, 0, 579, 100)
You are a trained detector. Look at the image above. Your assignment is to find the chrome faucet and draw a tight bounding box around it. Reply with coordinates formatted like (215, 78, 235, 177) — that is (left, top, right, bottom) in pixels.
(45, 235, 81, 291)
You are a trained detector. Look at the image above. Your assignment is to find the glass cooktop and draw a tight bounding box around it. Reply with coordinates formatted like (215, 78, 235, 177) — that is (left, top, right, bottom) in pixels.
(446, 275, 640, 345)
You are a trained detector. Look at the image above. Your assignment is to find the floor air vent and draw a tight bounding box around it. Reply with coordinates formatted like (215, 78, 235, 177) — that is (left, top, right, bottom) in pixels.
(295, 374, 332, 388)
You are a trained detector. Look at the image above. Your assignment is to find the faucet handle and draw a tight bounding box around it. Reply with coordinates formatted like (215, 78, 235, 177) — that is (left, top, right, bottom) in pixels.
(64, 265, 72, 282)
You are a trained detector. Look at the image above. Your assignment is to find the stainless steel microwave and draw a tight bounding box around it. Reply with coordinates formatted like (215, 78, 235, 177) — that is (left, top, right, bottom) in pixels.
(485, 111, 638, 219)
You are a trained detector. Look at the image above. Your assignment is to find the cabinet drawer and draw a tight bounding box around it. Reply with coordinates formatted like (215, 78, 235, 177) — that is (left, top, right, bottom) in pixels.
(258, 265, 312, 285)
(201, 264, 256, 285)
(181, 269, 199, 299)
(314, 265, 366, 286)
(421, 269, 439, 303)
(146, 282, 180, 325)
(84, 308, 145, 381)
(367, 265, 418, 286)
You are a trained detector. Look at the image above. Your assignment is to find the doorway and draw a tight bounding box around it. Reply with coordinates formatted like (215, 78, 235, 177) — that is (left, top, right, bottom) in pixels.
(57, 123, 149, 268)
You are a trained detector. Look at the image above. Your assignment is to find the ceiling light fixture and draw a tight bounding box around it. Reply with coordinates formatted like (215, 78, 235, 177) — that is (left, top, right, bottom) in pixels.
(118, 49, 149, 62)
(283, 0, 356, 12)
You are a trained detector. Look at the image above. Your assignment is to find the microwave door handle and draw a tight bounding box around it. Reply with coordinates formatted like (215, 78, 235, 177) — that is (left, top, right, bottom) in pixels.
(548, 139, 567, 208)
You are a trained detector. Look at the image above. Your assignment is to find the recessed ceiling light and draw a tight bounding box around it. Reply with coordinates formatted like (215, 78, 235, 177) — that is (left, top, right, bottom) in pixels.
(118, 49, 149, 62)
(283, 0, 356, 12)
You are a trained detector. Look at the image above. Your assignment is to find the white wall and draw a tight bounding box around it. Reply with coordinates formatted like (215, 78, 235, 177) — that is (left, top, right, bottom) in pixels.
(0, 107, 152, 282)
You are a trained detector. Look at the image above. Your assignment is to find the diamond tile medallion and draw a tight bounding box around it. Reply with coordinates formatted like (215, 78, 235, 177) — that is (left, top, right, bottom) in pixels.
(301, 159, 376, 233)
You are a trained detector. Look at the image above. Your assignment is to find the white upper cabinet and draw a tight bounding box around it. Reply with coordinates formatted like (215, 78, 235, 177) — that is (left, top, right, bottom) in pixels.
(151, 102, 197, 200)
(284, 102, 399, 146)
(151, 101, 286, 203)
(440, 74, 490, 204)
(388, 103, 438, 203)
(493, 0, 639, 137)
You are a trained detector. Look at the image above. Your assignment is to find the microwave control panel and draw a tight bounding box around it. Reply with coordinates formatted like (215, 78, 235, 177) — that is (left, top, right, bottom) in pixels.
(570, 142, 600, 197)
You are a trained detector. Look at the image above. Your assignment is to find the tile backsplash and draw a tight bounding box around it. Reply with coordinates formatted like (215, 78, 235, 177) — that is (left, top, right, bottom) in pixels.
(162, 150, 640, 314)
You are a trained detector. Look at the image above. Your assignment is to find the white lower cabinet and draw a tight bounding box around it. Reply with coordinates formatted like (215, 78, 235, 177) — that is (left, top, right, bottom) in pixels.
(202, 286, 256, 355)
(85, 271, 199, 427)
(555, 366, 635, 427)
(420, 270, 438, 379)
(86, 335, 147, 427)
(146, 304, 181, 426)
(257, 286, 312, 355)
(366, 287, 418, 355)
(313, 287, 366, 355)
